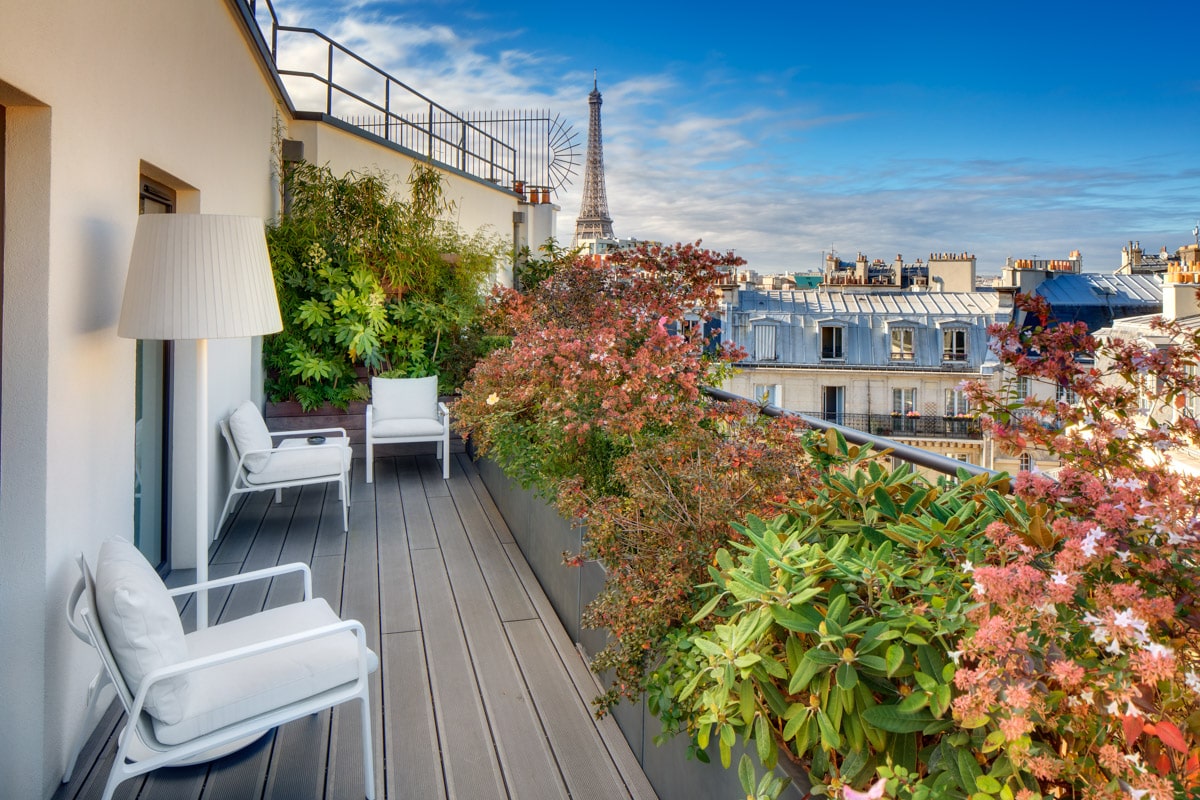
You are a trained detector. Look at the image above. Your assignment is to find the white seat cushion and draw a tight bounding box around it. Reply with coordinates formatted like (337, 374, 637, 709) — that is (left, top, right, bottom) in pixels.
(371, 417, 445, 439)
(371, 376, 437, 422)
(153, 598, 378, 745)
(228, 401, 274, 473)
(94, 539, 190, 724)
(244, 438, 350, 486)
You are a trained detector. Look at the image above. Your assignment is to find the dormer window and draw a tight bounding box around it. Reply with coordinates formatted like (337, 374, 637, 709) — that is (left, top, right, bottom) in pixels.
(890, 327, 915, 361)
(820, 325, 844, 360)
(753, 323, 777, 361)
(942, 327, 968, 362)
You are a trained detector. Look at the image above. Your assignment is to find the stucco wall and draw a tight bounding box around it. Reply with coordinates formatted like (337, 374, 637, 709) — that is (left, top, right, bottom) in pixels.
(0, 2, 280, 795)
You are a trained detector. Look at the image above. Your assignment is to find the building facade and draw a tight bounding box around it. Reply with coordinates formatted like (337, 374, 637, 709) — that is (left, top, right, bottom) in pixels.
(720, 253, 1003, 467)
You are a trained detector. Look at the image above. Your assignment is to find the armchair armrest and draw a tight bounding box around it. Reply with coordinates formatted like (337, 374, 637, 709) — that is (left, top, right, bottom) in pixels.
(438, 402, 449, 419)
(167, 562, 312, 601)
(269, 426, 349, 439)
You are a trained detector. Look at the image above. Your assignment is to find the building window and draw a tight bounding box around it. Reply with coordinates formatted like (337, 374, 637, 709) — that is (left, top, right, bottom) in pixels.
(822, 385, 844, 423)
(1016, 376, 1033, 400)
(752, 384, 782, 407)
(1056, 384, 1078, 405)
(942, 328, 968, 361)
(1019, 453, 1034, 472)
(821, 325, 844, 360)
(953, 453, 971, 463)
(890, 327, 915, 361)
(945, 388, 971, 416)
(893, 388, 917, 415)
(753, 324, 776, 361)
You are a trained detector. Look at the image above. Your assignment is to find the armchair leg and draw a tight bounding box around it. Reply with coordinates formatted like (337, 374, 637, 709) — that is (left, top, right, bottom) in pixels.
(360, 695, 376, 800)
(365, 438, 374, 484)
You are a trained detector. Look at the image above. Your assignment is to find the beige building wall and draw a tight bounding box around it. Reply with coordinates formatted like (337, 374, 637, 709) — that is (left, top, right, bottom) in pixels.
(726, 366, 991, 465)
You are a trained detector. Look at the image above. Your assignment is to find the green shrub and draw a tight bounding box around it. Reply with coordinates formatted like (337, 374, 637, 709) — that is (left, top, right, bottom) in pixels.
(264, 160, 502, 408)
(649, 444, 1018, 797)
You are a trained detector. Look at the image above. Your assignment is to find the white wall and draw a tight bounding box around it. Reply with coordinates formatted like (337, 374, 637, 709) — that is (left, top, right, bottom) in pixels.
(0, 2, 280, 795)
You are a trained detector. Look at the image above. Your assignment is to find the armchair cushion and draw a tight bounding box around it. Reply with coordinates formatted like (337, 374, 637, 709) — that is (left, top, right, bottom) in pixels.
(371, 417, 446, 438)
(154, 597, 376, 745)
(228, 401, 274, 473)
(94, 539, 189, 724)
(371, 376, 438, 422)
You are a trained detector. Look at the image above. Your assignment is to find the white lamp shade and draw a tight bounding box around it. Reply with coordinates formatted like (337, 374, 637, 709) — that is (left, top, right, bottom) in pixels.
(118, 214, 282, 340)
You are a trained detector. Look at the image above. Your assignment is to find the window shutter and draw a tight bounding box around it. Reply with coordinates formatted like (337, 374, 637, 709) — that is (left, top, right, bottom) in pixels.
(754, 325, 776, 361)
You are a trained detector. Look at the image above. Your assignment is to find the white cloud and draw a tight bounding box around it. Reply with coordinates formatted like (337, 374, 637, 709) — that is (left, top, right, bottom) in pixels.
(266, 2, 1200, 274)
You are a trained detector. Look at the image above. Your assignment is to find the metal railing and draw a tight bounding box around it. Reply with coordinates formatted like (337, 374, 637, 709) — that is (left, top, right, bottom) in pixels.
(703, 386, 1002, 482)
(249, 0, 517, 187)
(794, 411, 983, 440)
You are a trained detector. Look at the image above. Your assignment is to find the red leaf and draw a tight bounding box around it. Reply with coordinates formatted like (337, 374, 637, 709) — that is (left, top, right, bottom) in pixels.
(1122, 714, 1145, 748)
(1155, 752, 1171, 775)
(1155, 719, 1189, 754)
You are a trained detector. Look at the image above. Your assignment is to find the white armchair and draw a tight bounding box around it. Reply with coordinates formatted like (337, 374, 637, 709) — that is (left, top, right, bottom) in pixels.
(64, 539, 378, 800)
(365, 376, 450, 482)
(218, 400, 351, 533)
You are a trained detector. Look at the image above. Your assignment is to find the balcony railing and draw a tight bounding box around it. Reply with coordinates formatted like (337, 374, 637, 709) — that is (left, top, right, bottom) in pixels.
(704, 387, 999, 482)
(248, 0, 518, 187)
(800, 411, 982, 439)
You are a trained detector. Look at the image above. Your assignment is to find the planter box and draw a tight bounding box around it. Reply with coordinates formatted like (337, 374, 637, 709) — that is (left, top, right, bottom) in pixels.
(477, 457, 808, 800)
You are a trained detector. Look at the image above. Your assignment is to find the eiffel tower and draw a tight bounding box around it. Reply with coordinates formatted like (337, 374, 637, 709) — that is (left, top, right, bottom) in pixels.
(573, 73, 614, 245)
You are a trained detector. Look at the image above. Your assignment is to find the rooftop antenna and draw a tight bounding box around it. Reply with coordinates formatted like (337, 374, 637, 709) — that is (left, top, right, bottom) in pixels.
(1193, 220, 1199, 246)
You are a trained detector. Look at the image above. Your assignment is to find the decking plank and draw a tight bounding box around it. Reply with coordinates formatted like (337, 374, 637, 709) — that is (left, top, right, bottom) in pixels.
(398, 455, 439, 551)
(382, 631, 446, 800)
(410, 546, 508, 800)
(374, 456, 419, 635)
(444, 465, 536, 623)
(427, 495, 567, 799)
(328, 463, 385, 800)
(507, 619, 634, 800)
(455, 452, 515, 543)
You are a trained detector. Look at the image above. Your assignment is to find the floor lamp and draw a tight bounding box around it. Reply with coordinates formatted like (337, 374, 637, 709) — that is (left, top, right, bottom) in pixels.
(118, 214, 281, 629)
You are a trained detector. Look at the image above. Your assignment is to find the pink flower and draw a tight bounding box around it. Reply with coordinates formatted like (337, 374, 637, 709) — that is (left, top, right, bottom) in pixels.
(843, 778, 887, 800)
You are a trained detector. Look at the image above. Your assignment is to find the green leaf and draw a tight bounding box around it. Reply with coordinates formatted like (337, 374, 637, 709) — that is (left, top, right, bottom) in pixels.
(689, 592, 725, 624)
(861, 705, 936, 733)
(836, 662, 859, 690)
(755, 715, 773, 767)
(976, 775, 1002, 793)
(738, 753, 755, 795)
(816, 709, 842, 750)
(873, 486, 899, 520)
(885, 644, 905, 677)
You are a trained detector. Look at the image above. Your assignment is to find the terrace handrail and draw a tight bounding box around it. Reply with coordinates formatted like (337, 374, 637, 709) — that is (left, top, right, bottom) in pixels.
(250, 0, 516, 186)
(702, 386, 1004, 483)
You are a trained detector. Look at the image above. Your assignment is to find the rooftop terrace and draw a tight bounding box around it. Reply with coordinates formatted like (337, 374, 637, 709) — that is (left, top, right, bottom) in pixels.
(54, 451, 656, 800)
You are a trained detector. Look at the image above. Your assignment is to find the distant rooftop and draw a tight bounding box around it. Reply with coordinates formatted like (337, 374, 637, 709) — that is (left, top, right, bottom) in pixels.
(1034, 272, 1162, 331)
(740, 288, 1001, 317)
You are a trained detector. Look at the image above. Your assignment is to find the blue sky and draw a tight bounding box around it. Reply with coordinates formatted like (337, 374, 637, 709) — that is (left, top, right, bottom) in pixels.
(272, 0, 1200, 274)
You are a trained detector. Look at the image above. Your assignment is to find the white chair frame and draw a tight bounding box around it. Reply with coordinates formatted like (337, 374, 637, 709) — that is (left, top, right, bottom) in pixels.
(218, 420, 351, 534)
(64, 556, 376, 800)
(365, 400, 450, 482)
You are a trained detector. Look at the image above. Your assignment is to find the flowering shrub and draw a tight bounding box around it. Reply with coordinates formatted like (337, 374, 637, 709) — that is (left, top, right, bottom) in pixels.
(455, 242, 824, 706)
(941, 293, 1200, 799)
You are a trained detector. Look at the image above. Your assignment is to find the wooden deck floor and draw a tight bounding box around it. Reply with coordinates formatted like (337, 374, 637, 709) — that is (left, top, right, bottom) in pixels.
(55, 451, 658, 800)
